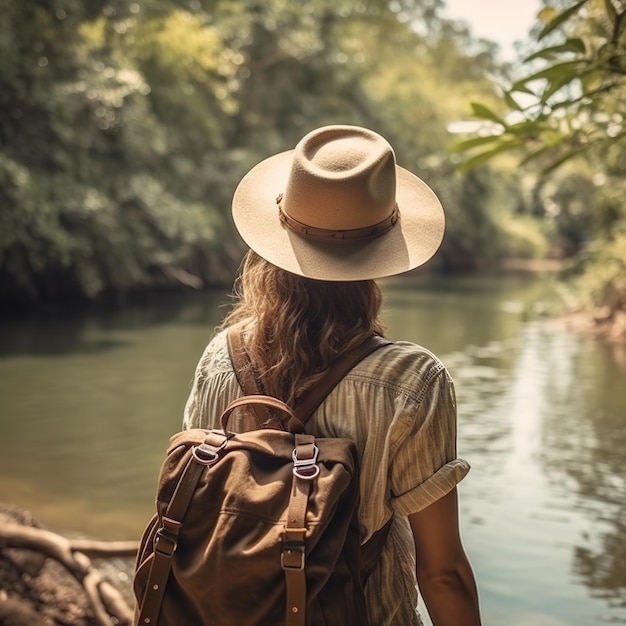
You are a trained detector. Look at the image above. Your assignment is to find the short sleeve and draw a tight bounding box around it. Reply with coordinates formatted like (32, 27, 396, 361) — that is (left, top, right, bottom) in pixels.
(183, 381, 199, 429)
(182, 330, 242, 431)
(390, 369, 470, 516)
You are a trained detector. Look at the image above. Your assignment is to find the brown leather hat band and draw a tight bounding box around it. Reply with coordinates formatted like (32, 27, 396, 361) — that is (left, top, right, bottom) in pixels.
(277, 195, 399, 243)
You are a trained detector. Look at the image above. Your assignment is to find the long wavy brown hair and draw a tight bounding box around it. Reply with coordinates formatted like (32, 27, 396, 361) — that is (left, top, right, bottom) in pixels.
(220, 250, 386, 406)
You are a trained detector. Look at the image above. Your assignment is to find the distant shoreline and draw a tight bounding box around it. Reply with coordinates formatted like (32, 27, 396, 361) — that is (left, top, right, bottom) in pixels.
(499, 257, 565, 272)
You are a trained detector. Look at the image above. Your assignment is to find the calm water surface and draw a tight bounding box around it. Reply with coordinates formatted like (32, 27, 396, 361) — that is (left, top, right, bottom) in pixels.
(0, 274, 625, 626)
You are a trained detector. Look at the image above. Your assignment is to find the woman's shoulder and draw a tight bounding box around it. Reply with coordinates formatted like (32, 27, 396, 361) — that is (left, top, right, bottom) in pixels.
(195, 328, 231, 374)
(360, 338, 447, 373)
(347, 339, 450, 400)
(194, 330, 450, 396)
(384, 339, 446, 368)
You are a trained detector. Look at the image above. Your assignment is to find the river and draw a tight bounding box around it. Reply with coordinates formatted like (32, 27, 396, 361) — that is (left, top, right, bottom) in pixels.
(0, 273, 624, 626)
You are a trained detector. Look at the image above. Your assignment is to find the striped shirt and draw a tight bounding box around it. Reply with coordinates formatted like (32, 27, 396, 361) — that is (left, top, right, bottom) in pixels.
(183, 329, 470, 626)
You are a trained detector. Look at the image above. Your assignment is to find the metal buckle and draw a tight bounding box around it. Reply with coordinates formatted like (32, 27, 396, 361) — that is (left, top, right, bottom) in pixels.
(192, 435, 229, 466)
(154, 528, 178, 557)
(281, 545, 305, 571)
(292, 444, 320, 480)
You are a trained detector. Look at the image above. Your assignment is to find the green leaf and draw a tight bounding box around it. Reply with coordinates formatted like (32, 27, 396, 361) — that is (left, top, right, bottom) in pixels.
(520, 139, 590, 175)
(540, 71, 583, 103)
(537, 0, 589, 41)
(448, 134, 503, 153)
(524, 38, 586, 63)
(509, 83, 538, 96)
(541, 144, 591, 173)
(470, 102, 506, 126)
(503, 90, 523, 111)
(505, 119, 549, 136)
(456, 139, 524, 171)
(519, 143, 560, 166)
(513, 60, 586, 88)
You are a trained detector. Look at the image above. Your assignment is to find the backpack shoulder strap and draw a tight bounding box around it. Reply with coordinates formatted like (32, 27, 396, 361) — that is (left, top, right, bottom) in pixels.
(294, 334, 394, 579)
(294, 334, 391, 424)
(227, 322, 272, 427)
(227, 324, 392, 427)
(137, 456, 205, 625)
(226, 322, 263, 396)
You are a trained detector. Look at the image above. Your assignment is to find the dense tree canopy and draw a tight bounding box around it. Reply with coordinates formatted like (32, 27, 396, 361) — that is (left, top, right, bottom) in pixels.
(0, 0, 558, 308)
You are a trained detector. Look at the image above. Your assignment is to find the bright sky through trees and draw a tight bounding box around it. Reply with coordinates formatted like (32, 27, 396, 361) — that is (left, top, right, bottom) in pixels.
(443, 0, 542, 60)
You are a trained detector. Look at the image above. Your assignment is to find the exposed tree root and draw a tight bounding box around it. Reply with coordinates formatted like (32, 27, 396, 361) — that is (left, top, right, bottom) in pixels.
(0, 506, 138, 626)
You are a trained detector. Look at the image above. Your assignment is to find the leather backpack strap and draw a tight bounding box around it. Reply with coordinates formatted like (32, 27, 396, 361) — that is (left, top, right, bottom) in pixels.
(282, 433, 317, 626)
(294, 334, 392, 425)
(292, 334, 394, 581)
(227, 325, 391, 429)
(137, 456, 205, 625)
(226, 323, 273, 427)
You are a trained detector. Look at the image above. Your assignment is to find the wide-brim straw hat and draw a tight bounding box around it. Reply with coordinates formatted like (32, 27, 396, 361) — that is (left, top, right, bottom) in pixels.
(232, 125, 445, 281)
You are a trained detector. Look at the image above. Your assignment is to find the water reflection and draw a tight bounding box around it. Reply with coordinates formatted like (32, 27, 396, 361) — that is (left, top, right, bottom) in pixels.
(538, 330, 626, 612)
(0, 290, 228, 539)
(0, 291, 227, 357)
(0, 274, 625, 625)
(434, 317, 626, 626)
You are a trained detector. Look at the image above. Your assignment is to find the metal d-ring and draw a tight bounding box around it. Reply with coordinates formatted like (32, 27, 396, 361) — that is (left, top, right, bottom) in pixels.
(192, 436, 229, 466)
(292, 444, 320, 480)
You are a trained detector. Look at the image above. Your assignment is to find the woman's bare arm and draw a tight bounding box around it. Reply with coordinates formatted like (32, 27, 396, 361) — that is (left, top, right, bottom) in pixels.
(408, 488, 481, 626)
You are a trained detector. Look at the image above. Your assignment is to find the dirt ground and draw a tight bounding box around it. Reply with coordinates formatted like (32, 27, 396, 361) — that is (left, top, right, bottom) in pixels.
(0, 504, 135, 626)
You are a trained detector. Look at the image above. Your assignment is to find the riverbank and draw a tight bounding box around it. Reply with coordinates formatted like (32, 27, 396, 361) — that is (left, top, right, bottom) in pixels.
(560, 308, 626, 344)
(0, 503, 136, 626)
(500, 258, 626, 344)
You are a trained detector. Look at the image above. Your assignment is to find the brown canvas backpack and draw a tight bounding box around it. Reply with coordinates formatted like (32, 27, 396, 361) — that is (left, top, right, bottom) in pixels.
(133, 327, 392, 625)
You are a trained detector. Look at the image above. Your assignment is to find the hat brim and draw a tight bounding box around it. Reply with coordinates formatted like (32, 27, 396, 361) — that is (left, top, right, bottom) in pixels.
(232, 149, 445, 281)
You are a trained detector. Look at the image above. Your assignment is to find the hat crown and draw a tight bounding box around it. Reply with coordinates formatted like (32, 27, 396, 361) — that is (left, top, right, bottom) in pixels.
(281, 126, 397, 231)
(231, 123, 445, 281)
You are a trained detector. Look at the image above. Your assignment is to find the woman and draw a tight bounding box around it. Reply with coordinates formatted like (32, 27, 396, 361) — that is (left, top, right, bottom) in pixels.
(183, 125, 481, 625)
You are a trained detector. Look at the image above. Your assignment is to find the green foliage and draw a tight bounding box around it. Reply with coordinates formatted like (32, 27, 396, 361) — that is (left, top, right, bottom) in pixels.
(451, 0, 626, 173)
(0, 0, 241, 305)
(573, 228, 626, 314)
(498, 214, 551, 259)
(0, 0, 523, 307)
(449, 0, 626, 321)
